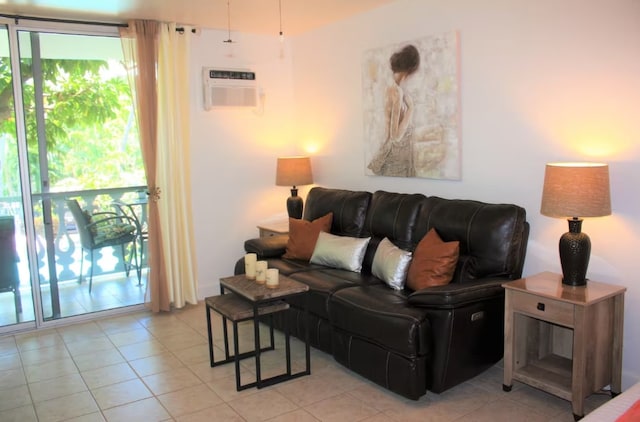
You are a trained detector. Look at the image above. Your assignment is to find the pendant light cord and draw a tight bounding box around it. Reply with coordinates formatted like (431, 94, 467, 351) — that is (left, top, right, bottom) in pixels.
(279, 0, 283, 38)
(224, 0, 232, 43)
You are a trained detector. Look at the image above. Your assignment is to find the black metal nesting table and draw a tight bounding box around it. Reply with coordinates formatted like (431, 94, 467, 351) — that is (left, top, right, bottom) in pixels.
(205, 274, 310, 390)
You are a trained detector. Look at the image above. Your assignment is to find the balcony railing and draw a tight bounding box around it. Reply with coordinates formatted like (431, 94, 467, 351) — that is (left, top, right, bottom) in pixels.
(1, 186, 147, 287)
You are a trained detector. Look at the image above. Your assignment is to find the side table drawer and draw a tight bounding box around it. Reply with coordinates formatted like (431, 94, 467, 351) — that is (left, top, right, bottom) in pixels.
(259, 228, 281, 238)
(510, 290, 575, 327)
(257, 222, 289, 238)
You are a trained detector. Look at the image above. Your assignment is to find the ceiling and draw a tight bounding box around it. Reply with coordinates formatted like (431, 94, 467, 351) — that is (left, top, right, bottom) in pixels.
(0, 0, 398, 35)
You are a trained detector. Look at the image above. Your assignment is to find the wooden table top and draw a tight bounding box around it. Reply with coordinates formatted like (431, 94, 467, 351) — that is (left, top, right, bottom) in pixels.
(502, 271, 626, 306)
(220, 274, 309, 303)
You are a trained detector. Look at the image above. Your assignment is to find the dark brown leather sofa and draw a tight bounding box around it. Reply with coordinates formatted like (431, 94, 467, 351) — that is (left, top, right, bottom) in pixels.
(236, 187, 529, 400)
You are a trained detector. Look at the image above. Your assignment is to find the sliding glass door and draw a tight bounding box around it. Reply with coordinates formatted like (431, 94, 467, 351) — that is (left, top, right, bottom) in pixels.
(0, 19, 146, 331)
(0, 25, 36, 329)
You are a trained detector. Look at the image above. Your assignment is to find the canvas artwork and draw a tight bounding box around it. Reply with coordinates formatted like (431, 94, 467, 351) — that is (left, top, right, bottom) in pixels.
(362, 31, 461, 180)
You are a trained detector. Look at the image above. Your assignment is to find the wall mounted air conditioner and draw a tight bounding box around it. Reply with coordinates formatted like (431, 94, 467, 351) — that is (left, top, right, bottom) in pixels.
(203, 67, 257, 110)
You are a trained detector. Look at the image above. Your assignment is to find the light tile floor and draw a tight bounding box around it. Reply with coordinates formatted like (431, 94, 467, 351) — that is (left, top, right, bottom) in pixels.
(0, 301, 613, 422)
(0, 271, 146, 327)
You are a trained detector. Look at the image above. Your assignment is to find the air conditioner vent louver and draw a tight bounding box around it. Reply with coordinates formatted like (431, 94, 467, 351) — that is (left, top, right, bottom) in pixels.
(203, 68, 257, 109)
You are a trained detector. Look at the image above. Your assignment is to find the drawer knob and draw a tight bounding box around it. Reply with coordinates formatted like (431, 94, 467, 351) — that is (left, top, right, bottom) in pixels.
(537, 302, 545, 311)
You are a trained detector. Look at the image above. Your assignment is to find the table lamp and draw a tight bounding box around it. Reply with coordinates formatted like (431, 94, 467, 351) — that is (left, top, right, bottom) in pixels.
(540, 162, 611, 286)
(275, 156, 313, 219)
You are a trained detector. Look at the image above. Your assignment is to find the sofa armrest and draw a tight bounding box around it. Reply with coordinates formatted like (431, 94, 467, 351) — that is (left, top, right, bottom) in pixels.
(244, 235, 288, 258)
(407, 278, 507, 309)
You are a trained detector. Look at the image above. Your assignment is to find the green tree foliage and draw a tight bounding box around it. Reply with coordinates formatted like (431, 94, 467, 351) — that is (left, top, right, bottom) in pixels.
(0, 56, 144, 197)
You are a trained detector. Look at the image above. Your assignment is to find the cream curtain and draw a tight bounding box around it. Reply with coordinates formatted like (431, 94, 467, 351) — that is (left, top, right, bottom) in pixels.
(156, 23, 198, 308)
(120, 21, 198, 311)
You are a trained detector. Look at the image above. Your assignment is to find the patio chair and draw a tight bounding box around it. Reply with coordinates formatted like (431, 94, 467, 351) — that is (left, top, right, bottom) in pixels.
(0, 216, 22, 322)
(65, 199, 140, 293)
(112, 199, 148, 285)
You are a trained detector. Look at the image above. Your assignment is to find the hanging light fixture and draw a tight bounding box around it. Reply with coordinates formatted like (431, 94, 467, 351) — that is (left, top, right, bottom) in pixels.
(278, 0, 285, 58)
(223, 0, 234, 44)
(222, 0, 235, 58)
(279, 0, 284, 42)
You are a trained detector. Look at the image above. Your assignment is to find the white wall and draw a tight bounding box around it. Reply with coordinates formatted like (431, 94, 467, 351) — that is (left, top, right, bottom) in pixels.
(190, 29, 303, 298)
(288, 0, 640, 386)
(189, 0, 640, 387)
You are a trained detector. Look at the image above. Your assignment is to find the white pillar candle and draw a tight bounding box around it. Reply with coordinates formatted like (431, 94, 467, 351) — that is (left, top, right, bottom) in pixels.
(266, 268, 279, 289)
(255, 261, 268, 284)
(245, 253, 257, 279)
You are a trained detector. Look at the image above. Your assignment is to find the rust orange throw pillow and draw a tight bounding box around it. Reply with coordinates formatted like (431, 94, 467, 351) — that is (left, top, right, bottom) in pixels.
(407, 228, 459, 290)
(283, 212, 333, 261)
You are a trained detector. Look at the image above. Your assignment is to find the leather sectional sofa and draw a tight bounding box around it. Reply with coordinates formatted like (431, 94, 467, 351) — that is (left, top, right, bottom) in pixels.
(236, 187, 529, 400)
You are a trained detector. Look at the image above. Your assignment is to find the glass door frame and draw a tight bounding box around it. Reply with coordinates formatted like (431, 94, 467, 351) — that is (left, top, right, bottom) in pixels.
(0, 17, 146, 334)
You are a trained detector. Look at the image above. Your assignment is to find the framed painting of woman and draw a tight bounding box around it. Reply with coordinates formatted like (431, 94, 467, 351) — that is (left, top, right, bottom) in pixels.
(363, 31, 461, 180)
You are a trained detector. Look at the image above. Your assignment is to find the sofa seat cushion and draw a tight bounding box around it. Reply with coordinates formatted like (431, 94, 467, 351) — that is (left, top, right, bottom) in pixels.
(287, 269, 379, 319)
(264, 257, 326, 276)
(328, 284, 431, 357)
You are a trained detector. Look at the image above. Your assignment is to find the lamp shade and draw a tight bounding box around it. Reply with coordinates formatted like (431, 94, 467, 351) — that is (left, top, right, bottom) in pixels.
(540, 162, 611, 286)
(275, 156, 313, 187)
(540, 162, 611, 218)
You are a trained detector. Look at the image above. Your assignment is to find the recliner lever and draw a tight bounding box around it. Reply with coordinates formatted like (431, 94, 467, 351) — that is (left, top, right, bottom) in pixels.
(471, 311, 484, 322)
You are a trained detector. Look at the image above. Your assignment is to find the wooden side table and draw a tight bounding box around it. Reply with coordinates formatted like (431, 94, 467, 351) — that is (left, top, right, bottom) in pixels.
(502, 272, 626, 420)
(257, 219, 289, 238)
(205, 294, 289, 391)
(206, 274, 311, 391)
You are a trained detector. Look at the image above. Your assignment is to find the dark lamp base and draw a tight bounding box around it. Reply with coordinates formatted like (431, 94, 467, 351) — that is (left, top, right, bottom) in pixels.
(559, 218, 591, 286)
(286, 187, 303, 219)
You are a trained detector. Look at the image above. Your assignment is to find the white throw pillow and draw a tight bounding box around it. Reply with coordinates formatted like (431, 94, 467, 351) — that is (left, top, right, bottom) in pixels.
(310, 232, 371, 273)
(371, 237, 413, 290)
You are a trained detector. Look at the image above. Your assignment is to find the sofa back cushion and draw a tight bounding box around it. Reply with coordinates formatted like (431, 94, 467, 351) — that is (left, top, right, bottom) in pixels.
(361, 191, 427, 274)
(417, 197, 529, 282)
(304, 187, 372, 237)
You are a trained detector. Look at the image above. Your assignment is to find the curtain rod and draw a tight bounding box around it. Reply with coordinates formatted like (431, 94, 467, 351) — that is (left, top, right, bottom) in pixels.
(0, 13, 197, 33)
(176, 27, 197, 34)
(0, 13, 127, 28)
